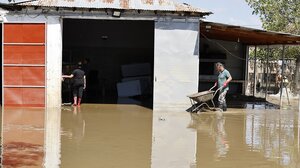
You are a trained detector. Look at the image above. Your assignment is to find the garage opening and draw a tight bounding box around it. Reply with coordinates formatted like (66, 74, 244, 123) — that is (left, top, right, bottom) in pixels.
(199, 38, 247, 108)
(62, 19, 154, 108)
(199, 38, 246, 93)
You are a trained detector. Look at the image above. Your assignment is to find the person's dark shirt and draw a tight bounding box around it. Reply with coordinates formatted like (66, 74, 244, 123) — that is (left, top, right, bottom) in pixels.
(72, 69, 85, 85)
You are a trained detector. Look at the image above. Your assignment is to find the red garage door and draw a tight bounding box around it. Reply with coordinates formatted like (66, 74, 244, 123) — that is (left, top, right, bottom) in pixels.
(3, 23, 46, 107)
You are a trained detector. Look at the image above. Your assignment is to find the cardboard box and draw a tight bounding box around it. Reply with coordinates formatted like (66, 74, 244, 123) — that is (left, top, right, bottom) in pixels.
(121, 76, 152, 95)
(117, 80, 142, 97)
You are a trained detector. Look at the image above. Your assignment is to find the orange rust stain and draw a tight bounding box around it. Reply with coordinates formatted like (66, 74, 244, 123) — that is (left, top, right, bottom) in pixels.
(142, 0, 153, 5)
(175, 4, 195, 12)
(102, 0, 114, 3)
(120, 0, 129, 9)
(158, 0, 172, 6)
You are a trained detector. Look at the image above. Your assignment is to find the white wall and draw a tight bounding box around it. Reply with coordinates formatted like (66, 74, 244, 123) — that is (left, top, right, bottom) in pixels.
(154, 20, 200, 111)
(4, 14, 63, 108)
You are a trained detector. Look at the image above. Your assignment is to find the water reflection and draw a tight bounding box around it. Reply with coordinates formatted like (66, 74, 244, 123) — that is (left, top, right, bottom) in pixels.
(191, 110, 300, 168)
(60, 105, 153, 168)
(2, 108, 45, 168)
(1, 106, 300, 168)
(151, 112, 197, 168)
(44, 107, 61, 168)
(245, 110, 300, 167)
(61, 107, 85, 143)
(189, 113, 229, 160)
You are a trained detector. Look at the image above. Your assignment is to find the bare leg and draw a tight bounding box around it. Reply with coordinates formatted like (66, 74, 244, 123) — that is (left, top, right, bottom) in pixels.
(73, 97, 77, 106)
(78, 98, 81, 107)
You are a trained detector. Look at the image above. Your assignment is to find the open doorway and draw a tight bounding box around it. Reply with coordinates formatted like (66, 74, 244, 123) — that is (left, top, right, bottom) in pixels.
(62, 19, 154, 108)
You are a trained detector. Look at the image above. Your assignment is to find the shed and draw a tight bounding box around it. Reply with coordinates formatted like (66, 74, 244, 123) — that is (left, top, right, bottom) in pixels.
(0, 0, 211, 110)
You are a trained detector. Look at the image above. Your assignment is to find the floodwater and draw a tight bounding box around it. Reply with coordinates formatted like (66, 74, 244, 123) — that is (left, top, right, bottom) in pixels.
(1, 105, 300, 168)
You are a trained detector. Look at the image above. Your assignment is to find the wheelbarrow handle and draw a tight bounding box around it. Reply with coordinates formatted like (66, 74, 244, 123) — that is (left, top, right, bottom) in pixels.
(213, 87, 223, 98)
(209, 85, 217, 91)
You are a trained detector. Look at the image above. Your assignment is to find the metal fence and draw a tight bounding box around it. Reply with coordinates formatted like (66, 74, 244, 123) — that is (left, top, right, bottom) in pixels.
(245, 46, 300, 110)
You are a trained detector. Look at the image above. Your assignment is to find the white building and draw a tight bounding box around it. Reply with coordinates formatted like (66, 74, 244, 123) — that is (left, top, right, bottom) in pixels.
(0, 0, 211, 111)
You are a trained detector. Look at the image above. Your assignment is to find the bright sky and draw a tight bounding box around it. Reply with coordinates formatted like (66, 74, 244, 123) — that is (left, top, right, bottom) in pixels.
(176, 0, 263, 29)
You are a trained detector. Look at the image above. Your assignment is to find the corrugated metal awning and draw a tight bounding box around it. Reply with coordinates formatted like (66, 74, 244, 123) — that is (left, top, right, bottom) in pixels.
(14, 0, 211, 16)
(201, 21, 300, 45)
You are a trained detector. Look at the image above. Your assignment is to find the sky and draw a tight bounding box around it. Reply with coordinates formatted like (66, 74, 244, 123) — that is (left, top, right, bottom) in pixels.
(176, 0, 263, 29)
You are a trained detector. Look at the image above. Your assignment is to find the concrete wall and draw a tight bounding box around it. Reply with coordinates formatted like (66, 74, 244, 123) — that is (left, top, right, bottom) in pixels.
(154, 20, 200, 111)
(4, 14, 62, 108)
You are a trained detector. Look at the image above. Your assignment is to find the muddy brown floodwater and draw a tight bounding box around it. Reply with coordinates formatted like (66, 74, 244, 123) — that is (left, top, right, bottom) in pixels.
(1, 105, 300, 168)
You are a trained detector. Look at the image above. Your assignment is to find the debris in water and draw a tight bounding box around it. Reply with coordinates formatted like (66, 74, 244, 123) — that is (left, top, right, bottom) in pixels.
(159, 117, 166, 121)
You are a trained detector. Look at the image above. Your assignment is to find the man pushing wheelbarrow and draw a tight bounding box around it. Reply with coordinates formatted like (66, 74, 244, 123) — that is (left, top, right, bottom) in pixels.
(188, 62, 232, 112)
(211, 62, 232, 111)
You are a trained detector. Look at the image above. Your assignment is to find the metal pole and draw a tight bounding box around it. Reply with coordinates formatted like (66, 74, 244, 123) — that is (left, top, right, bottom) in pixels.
(279, 45, 286, 108)
(298, 106, 300, 152)
(296, 57, 300, 111)
(244, 46, 250, 95)
(299, 93, 300, 113)
(253, 46, 257, 97)
(252, 46, 258, 109)
(265, 46, 270, 100)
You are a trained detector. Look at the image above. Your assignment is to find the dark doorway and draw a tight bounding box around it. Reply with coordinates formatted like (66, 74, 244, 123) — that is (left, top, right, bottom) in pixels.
(62, 19, 154, 108)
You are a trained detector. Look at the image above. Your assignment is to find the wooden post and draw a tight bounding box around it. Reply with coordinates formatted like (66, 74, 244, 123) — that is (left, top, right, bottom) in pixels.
(279, 45, 286, 108)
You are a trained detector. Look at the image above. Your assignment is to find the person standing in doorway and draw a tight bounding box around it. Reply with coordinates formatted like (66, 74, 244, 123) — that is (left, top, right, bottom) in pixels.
(63, 62, 86, 107)
(212, 62, 232, 111)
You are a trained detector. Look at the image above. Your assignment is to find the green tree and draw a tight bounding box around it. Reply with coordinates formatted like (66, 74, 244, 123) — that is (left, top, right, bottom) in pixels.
(245, 0, 300, 34)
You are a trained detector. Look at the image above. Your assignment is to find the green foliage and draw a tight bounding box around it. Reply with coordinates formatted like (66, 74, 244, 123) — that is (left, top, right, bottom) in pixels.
(246, 0, 300, 59)
(245, 0, 300, 34)
(249, 46, 300, 60)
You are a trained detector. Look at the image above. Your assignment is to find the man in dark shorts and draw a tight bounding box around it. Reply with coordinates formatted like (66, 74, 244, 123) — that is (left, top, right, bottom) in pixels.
(63, 62, 86, 106)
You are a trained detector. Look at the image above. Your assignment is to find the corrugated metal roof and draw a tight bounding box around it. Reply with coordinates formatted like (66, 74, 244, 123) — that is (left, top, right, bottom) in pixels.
(17, 0, 211, 15)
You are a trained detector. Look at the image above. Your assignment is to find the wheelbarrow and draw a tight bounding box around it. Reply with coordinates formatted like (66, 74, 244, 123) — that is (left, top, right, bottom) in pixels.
(187, 87, 223, 113)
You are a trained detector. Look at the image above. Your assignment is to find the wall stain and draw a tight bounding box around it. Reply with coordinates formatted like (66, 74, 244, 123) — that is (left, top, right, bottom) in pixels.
(120, 0, 129, 9)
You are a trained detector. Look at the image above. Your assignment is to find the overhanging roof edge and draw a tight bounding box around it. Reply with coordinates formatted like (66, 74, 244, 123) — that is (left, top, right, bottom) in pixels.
(200, 21, 300, 45)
